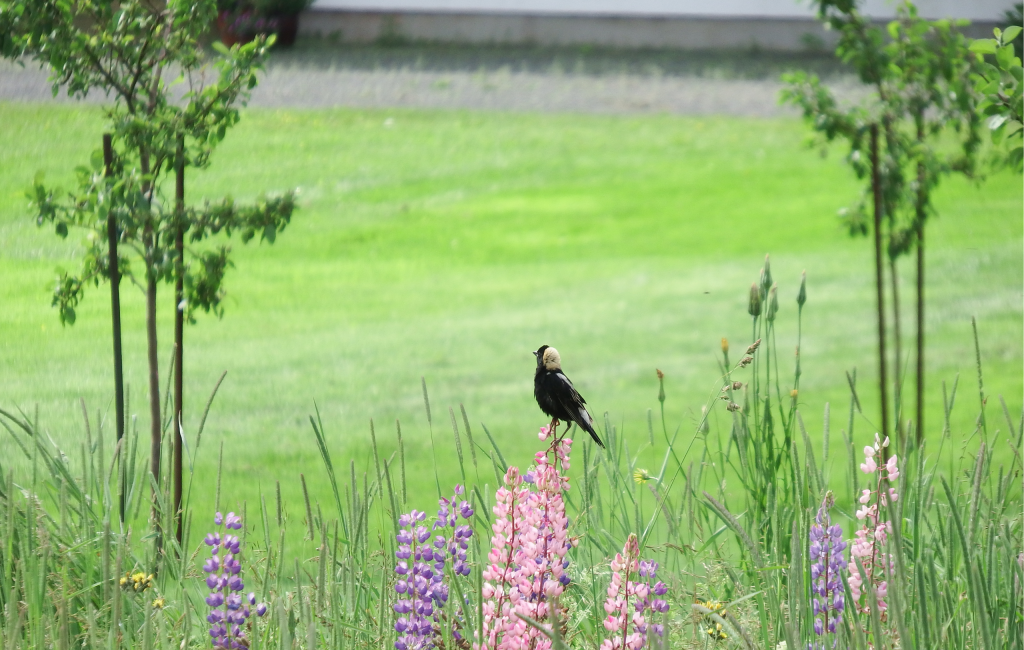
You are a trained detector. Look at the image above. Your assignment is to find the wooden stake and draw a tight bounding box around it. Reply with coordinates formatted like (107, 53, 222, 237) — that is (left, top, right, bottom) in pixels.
(870, 125, 891, 459)
(103, 133, 127, 523)
(173, 136, 185, 547)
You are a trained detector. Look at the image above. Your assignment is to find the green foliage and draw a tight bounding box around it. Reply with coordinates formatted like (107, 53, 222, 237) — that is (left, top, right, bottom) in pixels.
(781, 0, 980, 252)
(12, 0, 295, 327)
(1005, 3, 1024, 59)
(970, 25, 1024, 171)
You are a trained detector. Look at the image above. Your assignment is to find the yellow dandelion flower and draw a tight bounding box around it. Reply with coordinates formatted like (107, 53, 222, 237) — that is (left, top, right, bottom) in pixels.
(633, 468, 652, 484)
(152, 597, 165, 609)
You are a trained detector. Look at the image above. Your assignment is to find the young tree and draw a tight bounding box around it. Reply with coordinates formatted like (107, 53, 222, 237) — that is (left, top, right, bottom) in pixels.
(970, 25, 1024, 171)
(782, 0, 980, 448)
(19, 0, 296, 549)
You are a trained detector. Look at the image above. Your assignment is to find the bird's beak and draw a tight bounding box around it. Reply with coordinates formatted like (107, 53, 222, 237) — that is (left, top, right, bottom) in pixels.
(531, 350, 538, 357)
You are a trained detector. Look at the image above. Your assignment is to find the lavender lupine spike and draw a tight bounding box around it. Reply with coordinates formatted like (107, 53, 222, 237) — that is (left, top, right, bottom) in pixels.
(394, 488, 474, 650)
(203, 511, 268, 649)
(636, 560, 670, 641)
(809, 492, 846, 649)
(601, 535, 669, 649)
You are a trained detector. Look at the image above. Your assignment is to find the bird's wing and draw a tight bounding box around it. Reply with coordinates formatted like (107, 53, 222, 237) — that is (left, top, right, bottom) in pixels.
(551, 371, 603, 447)
(553, 372, 586, 404)
(553, 373, 592, 423)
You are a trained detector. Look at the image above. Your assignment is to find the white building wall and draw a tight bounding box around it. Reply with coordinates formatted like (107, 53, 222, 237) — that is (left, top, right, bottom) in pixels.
(301, 0, 1010, 49)
(311, 0, 1008, 20)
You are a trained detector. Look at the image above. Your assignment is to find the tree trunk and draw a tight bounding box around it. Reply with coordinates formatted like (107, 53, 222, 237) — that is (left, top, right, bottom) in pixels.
(173, 139, 185, 547)
(103, 134, 126, 524)
(870, 125, 891, 459)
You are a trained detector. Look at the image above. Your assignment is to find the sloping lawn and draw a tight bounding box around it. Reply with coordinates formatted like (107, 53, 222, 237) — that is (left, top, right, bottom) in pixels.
(0, 102, 1020, 526)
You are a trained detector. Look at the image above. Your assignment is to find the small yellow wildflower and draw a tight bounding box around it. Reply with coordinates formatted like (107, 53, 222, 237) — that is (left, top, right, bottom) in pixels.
(152, 597, 165, 609)
(633, 468, 652, 484)
(705, 622, 728, 640)
(790, 389, 799, 398)
(121, 570, 153, 593)
(696, 599, 729, 641)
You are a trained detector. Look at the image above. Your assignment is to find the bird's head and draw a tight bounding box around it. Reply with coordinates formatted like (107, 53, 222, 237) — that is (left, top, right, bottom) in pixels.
(533, 345, 561, 371)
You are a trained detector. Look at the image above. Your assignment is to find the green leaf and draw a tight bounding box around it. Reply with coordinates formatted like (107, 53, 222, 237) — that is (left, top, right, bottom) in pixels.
(55, 222, 68, 238)
(1003, 26, 1022, 44)
(997, 44, 1015, 68)
(263, 224, 276, 244)
(971, 39, 998, 55)
(1007, 145, 1024, 169)
(212, 41, 230, 55)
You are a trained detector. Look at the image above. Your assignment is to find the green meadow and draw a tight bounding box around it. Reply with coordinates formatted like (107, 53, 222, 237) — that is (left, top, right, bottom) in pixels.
(1, 102, 1020, 530)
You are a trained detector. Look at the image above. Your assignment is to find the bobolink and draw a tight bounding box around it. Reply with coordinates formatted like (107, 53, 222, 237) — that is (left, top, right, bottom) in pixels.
(533, 345, 604, 448)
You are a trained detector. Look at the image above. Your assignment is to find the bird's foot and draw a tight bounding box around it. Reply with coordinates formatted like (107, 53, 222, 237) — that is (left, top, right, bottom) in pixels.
(549, 418, 559, 438)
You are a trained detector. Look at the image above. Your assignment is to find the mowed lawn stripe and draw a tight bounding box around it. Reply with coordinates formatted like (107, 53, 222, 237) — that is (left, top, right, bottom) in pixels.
(0, 104, 1019, 542)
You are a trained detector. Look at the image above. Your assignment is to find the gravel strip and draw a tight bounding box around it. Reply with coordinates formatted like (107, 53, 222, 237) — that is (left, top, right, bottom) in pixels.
(0, 47, 864, 116)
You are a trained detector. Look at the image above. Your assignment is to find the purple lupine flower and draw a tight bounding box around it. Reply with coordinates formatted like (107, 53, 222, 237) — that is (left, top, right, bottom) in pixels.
(202, 511, 268, 649)
(602, 534, 672, 648)
(809, 492, 846, 649)
(393, 485, 474, 649)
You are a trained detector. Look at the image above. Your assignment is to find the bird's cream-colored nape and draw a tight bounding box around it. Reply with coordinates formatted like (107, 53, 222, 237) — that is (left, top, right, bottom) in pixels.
(542, 347, 562, 371)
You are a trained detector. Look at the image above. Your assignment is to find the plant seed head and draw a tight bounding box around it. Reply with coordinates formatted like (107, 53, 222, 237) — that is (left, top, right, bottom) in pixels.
(766, 282, 779, 322)
(761, 254, 773, 295)
(748, 283, 761, 317)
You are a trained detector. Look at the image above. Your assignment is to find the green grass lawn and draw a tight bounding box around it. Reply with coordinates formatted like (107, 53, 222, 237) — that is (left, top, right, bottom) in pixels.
(0, 102, 1020, 539)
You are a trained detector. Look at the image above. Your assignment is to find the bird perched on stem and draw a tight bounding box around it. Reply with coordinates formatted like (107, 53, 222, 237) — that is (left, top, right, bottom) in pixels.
(533, 345, 604, 448)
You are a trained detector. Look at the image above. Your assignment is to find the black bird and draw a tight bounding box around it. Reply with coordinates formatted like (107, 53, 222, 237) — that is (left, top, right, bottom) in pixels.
(533, 345, 604, 448)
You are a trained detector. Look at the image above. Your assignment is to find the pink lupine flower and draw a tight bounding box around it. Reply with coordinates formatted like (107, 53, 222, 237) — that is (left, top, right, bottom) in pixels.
(477, 427, 575, 650)
(599, 534, 668, 650)
(848, 434, 898, 622)
(885, 455, 900, 481)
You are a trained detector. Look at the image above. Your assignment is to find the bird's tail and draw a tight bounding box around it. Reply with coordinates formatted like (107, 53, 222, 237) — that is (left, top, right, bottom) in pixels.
(576, 407, 605, 448)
